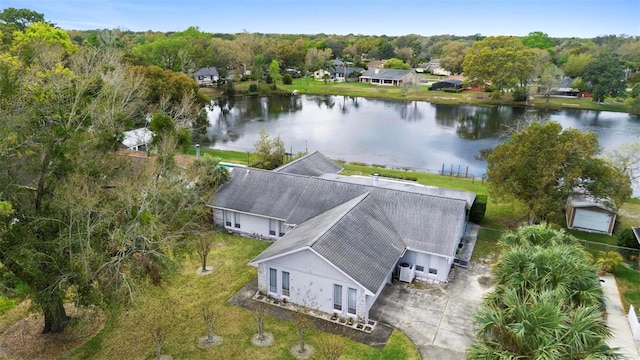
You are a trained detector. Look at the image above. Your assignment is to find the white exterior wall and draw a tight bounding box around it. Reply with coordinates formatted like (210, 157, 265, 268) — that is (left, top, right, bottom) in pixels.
(259, 249, 370, 322)
(215, 209, 283, 240)
(399, 250, 452, 283)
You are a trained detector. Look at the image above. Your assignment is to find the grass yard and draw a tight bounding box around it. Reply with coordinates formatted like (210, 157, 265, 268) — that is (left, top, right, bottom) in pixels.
(63, 232, 419, 360)
(200, 79, 631, 113)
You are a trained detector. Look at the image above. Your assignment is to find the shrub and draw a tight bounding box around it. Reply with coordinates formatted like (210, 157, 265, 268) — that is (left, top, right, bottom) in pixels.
(282, 74, 293, 85)
(618, 227, 640, 250)
(224, 81, 235, 96)
(597, 251, 624, 273)
(512, 87, 528, 102)
(469, 194, 487, 223)
(265, 75, 273, 84)
(248, 84, 258, 93)
(631, 83, 640, 98)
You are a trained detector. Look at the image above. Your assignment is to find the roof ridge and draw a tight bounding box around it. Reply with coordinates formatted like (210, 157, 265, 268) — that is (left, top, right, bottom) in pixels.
(313, 174, 470, 203)
(272, 151, 320, 172)
(307, 192, 371, 248)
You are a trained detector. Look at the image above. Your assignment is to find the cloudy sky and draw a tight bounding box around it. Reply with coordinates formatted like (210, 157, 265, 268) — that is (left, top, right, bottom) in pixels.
(3, 0, 639, 38)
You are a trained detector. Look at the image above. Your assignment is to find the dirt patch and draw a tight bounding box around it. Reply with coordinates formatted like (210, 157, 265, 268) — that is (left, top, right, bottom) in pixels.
(0, 304, 105, 360)
(477, 275, 495, 288)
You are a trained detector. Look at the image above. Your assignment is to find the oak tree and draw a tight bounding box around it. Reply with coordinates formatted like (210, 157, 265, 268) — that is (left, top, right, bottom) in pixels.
(486, 122, 631, 222)
(462, 36, 535, 98)
(582, 51, 626, 103)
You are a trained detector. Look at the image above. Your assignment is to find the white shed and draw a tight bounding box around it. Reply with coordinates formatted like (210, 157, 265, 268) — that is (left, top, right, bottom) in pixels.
(566, 194, 616, 236)
(122, 128, 153, 151)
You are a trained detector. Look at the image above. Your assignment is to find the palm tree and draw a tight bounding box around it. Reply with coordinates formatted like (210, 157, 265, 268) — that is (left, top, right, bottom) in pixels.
(467, 223, 619, 360)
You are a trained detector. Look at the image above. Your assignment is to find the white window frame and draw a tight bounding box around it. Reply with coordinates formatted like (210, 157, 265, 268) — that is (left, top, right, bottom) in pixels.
(347, 288, 357, 315)
(282, 271, 290, 297)
(269, 268, 277, 293)
(333, 284, 342, 311)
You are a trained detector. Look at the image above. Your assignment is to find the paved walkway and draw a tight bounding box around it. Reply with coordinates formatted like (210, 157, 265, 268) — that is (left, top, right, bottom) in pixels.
(600, 273, 640, 359)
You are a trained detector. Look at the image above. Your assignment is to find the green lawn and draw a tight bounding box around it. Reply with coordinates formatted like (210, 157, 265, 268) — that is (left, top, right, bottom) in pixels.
(200, 79, 631, 114)
(65, 232, 420, 360)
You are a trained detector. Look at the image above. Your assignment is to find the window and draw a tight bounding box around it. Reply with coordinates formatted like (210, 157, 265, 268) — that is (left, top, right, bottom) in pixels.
(269, 219, 277, 236)
(282, 271, 290, 297)
(224, 211, 231, 227)
(348, 288, 357, 314)
(429, 268, 438, 275)
(234, 213, 241, 228)
(269, 268, 277, 293)
(333, 284, 342, 311)
(415, 265, 425, 272)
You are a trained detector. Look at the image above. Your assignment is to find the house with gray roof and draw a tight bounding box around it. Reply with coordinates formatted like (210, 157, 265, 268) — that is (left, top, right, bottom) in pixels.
(209, 152, 475, 323)
(360, 68, 420, 87)
(273, 151, 343, 177)
(193, 67, 219, 86)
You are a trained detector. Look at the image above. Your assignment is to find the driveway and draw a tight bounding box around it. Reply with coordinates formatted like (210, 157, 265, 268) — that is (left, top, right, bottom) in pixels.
(369, 264, 493, 360)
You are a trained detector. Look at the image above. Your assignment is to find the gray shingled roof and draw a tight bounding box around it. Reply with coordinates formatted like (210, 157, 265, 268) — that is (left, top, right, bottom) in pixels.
(194, 67, 219, 77)
(273, 151, 343, 177)
(360, 68, 412, 80)
(568, 194, 616, 212)
(318, 173, 475, 208)
(249, 193, 406, 294)
(211, 167, 470, 256)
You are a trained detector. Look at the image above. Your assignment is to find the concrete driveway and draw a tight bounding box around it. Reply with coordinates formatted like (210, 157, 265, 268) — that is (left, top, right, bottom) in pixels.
(369, 264, 493, 360)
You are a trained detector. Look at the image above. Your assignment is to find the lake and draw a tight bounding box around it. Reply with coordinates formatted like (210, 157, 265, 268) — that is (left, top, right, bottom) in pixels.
(195, 95, 640, 179)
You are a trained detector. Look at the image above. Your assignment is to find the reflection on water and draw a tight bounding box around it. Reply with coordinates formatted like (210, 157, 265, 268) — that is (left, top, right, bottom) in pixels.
(193, 95, 640, 179)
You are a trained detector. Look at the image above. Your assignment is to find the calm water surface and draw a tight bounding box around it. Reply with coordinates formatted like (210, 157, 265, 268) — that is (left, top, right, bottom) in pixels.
(195, 95, 640, 178)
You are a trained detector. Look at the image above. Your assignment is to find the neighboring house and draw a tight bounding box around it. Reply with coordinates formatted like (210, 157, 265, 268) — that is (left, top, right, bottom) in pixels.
(332, 66, 364, 82)
(122, 128, 153, 151)
(209, 151, 476, 323)
(430, 79, 463, 91)
(416, 59, 450, 75)
(360, 68, 420, 87)
(365, 60, 384, 69)
(566, 194, 617, 236)
(313, 69, 333, 81)
(193, 67, 219, 86)
(551, 78, 579, 97)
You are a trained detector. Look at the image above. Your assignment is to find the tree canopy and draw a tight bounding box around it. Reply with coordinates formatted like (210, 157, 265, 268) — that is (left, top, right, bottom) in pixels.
(249, 129, 286, 170)
(486, 121, 631, 222)
(0, 27, 213, 333)
(582, 51, 626, 103)
(382, 57, 411, 70)
(462, 36, 535, 97)
(439, 41, 468, 74)
(521, 31, 555, 49)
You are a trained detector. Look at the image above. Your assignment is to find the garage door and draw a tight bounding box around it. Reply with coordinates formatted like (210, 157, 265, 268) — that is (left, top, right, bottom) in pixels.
(572, 209, 612, 233)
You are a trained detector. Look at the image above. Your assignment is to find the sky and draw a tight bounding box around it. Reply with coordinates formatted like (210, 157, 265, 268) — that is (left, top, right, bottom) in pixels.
(2, 0, 639, 38)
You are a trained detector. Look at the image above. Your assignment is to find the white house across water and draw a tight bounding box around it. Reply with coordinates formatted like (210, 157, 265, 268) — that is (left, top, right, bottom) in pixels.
(208, 152, 476, 323)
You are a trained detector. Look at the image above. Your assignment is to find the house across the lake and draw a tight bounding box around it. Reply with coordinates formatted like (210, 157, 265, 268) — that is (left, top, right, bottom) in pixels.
(208, 152, 476, 323)
(193, 67, 219, 86)
(430, 79, 463, 91)
(360, 68, 420, 87)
